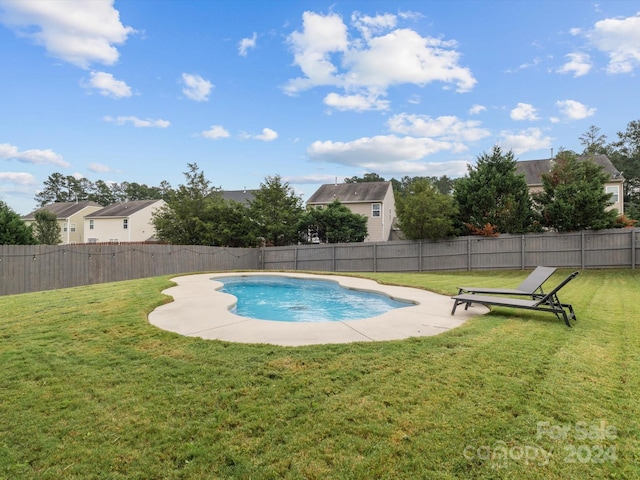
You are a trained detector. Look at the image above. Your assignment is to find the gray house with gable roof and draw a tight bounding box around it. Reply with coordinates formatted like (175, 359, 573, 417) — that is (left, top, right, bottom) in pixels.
(306, 181, 397, 242)
(515, 154, 624, 214)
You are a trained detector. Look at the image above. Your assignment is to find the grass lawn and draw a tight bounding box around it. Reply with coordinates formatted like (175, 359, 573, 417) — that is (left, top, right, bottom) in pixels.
(1, 269, 638, 479)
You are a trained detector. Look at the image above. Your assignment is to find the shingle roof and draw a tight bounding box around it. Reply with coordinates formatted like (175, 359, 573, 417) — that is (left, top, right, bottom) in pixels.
(516, 154, 623, 186)
(85, 200, 164, 218)
(221, 189, 257, 204)
(21, 201, 102, 220)
(307, 182, 392, 204)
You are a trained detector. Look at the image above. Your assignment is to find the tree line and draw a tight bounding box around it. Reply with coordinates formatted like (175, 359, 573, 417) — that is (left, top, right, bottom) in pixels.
(1, 121, 638, 245)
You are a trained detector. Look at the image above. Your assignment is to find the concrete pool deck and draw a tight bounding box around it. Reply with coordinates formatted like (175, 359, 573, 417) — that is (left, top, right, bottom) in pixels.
(148, 272, 488, 346)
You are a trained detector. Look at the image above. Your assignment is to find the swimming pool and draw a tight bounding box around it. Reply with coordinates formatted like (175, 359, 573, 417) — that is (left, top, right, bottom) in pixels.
(149, 272, 484, 345)
(218, 275, 413, 322)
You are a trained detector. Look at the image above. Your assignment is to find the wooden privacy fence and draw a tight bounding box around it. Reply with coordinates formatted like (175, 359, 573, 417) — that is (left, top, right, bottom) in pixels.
(1, 228, 638, 296)
(262, 228, 639, 272)
(0, 244, 260, 296)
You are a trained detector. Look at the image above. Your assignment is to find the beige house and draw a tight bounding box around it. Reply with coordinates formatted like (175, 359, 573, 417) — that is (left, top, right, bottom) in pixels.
(306, 181, 396, 242)
(22, 201, 103, 244)
(516, 154, 624, 213)
(83, 200, 166, 243)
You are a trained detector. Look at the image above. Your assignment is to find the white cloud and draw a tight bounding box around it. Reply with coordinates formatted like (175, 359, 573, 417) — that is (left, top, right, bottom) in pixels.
(499, 128, 553, 155)
(0, 142, 69, 167)
(469, 104, 486, 115)
(201, 125, 230, 140)
(557, 52, 592, 77)
(88, 163, 113, 173)
(307, 135, 454, 169)
(103, 116, 170, 128)
(307, 134, 470, 177)
(84, 71, 132, 98)
(0, 0, 134, 68)
(510, 103, 540, 121)
(238, 32, 257, 56)
(324, 92, 390, 111)
(254, 128, 278, 141)
(556, 99, 596, 120)
(0, 171, 36, 185)
(284, 11, 476, 103)
(181, 73, 213, 101)
(583, 13, 640, 73)
(387, 114, 491, 143)
(351, 11, 397, 39)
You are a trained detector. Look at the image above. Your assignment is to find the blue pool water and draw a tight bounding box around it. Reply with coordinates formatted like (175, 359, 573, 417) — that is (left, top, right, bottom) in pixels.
(217, 276, 413, 322)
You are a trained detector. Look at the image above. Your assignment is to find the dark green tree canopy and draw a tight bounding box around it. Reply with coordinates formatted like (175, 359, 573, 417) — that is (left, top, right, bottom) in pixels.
(33, 210, 62, 245)
(0, 200, 37, 245)
(344, 173, 386, 183)
(152, 163, 224, 245)
(454, 145, 535, 234)
(533, 152, 618, 232)
(396, 178, 457, 241)
(249, 175, 303, 246)
(298, 200, 368, 243)
(36, 173, 170, 207)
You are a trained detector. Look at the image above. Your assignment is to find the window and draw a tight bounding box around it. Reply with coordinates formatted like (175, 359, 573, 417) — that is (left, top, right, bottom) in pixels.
(606, 186, 619, 203)
(372, 203, 381, 217)
(88, 238, 97, 243)
(70, 223, 76, 233)
(123, 218, 128, 230)
(89, 219, 94, 230)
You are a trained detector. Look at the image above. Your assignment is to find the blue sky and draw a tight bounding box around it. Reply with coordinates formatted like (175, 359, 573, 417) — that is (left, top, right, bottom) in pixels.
(1, 0, 639, 214)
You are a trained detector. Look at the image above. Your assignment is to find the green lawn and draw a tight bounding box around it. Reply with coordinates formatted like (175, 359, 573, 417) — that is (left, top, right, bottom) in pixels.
(1, 269, 638, 479)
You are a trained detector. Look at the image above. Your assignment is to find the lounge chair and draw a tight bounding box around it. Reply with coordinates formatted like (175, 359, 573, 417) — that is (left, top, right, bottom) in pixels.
(451, 271, 579, 327)
(457, 266, 557, 298)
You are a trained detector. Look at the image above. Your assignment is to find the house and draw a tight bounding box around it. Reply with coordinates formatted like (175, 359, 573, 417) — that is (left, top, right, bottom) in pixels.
(22, 201, 103, 244)
(221, 189, 257, 204)
(306, 181, 396, 242)
(516, 154, 624, 213)
(83, 199, 166, 243)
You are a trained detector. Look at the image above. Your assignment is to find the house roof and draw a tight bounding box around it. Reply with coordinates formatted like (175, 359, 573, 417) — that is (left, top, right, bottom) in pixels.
(516, 154, 623, 186)
(85, 200, 164, 218)
(307, 182, 393, 204)
(221, 189, 257, 204)
(22, 201, 102, 220)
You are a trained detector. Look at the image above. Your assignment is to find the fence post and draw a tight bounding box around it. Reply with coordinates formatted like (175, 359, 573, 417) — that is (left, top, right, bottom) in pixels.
(332, 245, 336, 272)
(467, 236, 471, 271)
(521, 234, 525, 270)
(633, 229, 636, 270)
(373, 243, 377, 272)
(294, 246, 298, 271)
(581, 231, 586, 269)
(419, 240, 423, 272)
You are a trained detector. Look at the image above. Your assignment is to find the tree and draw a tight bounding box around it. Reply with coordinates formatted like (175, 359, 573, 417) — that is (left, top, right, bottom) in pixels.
(396, 178, 457, 241)
(391, 175, 456, 197)
(298, 200, 368, 243)
(344, 173, 386, 183)
(210, 200, 259, 248)
(152, 163, 222, 245)
(33, 210, 61, 244)
(0, 200, 37, 245)
(533, 152, 618, 231)
(610, 119, 640, 220)
(579, 125, 609, 156)
(454, 145, 535, 234)
(249, 175, 303, 246)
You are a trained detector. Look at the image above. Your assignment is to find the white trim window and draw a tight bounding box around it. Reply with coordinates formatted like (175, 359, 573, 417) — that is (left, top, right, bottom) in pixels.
(89, 219, 94, 230)
(606, 186, 619, 203)
(123, 218, 128, 230)
(372, 203, 381, 217)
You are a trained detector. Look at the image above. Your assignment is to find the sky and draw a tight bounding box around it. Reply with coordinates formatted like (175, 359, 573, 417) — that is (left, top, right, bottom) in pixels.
(1, 1, 639, 215)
